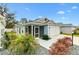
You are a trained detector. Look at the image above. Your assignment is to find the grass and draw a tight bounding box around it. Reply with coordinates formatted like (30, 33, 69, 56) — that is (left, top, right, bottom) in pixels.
(62, 33, 79, 37)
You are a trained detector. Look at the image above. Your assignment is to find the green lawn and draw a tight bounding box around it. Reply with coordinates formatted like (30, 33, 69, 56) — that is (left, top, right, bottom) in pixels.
(62, 33, 79, 37)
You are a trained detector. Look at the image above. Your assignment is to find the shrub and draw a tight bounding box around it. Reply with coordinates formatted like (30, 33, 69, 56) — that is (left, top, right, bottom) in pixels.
(62, 37, 72, 47)
(42, 34, 50, 40)
(60, 32, 63, 34)
(8, 34, 38, 55)
(74, 28, 79, 34)
(2, 32, 38, 54)
(48, 37, 72, 55)
(1, 39, 9, 49)
(5, 31, 17, 41)
(1, 32, 16, 49)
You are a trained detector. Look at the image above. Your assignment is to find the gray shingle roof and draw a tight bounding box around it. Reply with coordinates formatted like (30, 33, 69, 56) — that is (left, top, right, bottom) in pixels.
(16, 17, 59, 26)
(16, 18, 74, 27)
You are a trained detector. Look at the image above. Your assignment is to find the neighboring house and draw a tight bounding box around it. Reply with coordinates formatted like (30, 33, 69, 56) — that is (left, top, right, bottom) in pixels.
(57, 23, 76, 34)
(14, 18, 60, 38)
(74, 26, 79, 34)
(0, 14, 6, 47)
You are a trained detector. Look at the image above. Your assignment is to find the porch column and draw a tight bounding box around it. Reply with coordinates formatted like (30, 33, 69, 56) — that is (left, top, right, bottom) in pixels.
(31, 25, 33, 36)
(38, 26, 40, 37)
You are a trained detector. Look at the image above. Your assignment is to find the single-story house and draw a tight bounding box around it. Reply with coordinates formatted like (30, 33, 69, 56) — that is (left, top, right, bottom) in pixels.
(14, 18, 60, 38)
(57, 23, 76, 34)
(0, 14, 6, 47)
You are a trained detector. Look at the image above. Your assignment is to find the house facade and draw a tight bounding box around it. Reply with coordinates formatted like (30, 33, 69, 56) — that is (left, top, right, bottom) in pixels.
(14, 18, 60, 38)
(57, 23, 76, 34)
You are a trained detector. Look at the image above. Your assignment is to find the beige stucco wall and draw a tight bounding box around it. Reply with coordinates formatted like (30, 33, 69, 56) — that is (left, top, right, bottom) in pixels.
(44, 25, 60, 38)
(60, 26, 75, 34)
(44, 26, 48, 35)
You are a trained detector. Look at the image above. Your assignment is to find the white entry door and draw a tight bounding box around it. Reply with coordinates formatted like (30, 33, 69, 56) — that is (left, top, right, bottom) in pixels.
(34, 26, 40, 37)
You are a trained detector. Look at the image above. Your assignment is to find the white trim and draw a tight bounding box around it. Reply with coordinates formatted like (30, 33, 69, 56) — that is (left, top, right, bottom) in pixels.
(31, 25, 33, 36)
(34, 25, 40, 37)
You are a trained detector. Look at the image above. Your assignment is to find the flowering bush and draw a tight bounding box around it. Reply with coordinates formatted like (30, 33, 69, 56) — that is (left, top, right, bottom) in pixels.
(48, 37, 72, 55)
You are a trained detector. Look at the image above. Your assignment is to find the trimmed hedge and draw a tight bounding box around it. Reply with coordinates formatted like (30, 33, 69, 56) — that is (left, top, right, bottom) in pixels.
(42, 34, 50, 40)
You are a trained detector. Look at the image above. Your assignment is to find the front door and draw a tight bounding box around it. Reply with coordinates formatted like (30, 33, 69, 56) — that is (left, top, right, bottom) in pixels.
(34, 26, 39, 37)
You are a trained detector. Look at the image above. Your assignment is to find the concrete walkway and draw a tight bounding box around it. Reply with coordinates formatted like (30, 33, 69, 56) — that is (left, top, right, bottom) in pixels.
(37, 35, 64, 49)
(67, 45, 79, 55)
(37, 35, 79, 49)
(0, 50, 9, 55)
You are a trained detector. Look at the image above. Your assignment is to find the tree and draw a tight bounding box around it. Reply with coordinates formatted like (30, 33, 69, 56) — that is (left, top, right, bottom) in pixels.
(0, 4, 16, 28)
(0, 4, 8, 16)
(5, 13, 16, 28)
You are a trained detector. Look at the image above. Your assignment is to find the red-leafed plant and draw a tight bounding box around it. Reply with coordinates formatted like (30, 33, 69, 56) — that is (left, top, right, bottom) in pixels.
(48, 37, 72, 55)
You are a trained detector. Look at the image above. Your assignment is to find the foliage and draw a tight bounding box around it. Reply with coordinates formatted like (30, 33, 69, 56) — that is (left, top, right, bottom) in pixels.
(0, 5, 8, 16)
(60, 31, 63, 34)
(5, 21, 15, 28)
(5, 13, 16, 28)
(2, 32, 38, 54)
(48, 37, 72, 55)
(42, 34, 50, 40)
(5, 31, 17, 41)
(74, 28, 79, 34)
(8, 34, 38, 55)
(1, 32, 16, 49)
(0, 5, 16, 28)
(20, 18, 27, 24)
(1, 39, 9, 49)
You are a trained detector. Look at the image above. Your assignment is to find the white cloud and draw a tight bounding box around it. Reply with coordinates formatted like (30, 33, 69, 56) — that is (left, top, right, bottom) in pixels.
(25, 8, 30, 11)
(67, 10, 71, 13)
(72, 6, 78, 9)
(38, 16, 43, 18)
(57, 10, 65, 15)
(61, 17, 65, 19)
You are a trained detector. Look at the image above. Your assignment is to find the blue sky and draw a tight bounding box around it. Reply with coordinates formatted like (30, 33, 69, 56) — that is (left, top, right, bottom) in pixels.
(4, 3, 79, 26)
